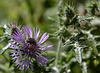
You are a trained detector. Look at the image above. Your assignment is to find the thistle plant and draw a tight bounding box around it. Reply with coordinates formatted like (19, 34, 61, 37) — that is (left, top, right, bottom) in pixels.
(0, 24, 53, 72)
(10, 26, 53, 71)
(52, 0, 100, 73)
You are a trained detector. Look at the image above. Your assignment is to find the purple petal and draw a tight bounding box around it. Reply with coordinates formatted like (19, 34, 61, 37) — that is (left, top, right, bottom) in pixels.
(20, 59, 28, 70)
(33, 27, 37, 40)
(37, 29, 40, 37)
(11, 38, 22, 44)
(13, 29, 25, 42)
(10, 43, 25, 50)
(26, 25, 33, 38)
(30, 25, 33, 38)
(15, 56, 24, 65)
(11, 52, 23, 56)
(36, 56, 49, 66)
(40, 35, 49, 44)
(10, 46, 21, 49)
(26, 26, 32, 38)
(12, 56, 20, 60)
(38, 43, 45, 48)
(35, 28, 40, 40)
(10, 43, 21, 49)
(38, 33, 47, 44)
(42, 45, 53, 51)
(25, 60, 30, 72)
(23, 26, 28, 39)
(26, 26, 30, 35)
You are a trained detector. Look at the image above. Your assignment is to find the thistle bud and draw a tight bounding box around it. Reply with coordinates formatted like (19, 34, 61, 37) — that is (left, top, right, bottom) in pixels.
(65, 4, 75, 19)
(11, 25, 18, 35)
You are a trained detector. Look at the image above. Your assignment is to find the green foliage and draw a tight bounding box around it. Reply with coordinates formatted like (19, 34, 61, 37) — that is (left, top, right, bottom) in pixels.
(52, 0, 100, 73)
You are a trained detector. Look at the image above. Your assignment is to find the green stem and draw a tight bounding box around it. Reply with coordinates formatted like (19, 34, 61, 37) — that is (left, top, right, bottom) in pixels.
(55, 0, 62, 67)
(55, 40, 61, 67)
(2, 54, 9, 62)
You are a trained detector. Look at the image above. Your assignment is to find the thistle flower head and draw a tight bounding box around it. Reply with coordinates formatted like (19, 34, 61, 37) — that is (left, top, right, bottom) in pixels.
(65, 4, 75, 19)
(10, 26, 53, 71)
(11, 25, 16, 28)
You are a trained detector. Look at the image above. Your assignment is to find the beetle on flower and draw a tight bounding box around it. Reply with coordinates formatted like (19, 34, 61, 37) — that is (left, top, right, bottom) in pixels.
(10, 25, 53, 71)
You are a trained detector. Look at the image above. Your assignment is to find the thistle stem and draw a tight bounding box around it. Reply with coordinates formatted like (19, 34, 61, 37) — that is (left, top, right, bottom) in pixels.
(55, 40, 61, 67)
(2, 54, 9, 62)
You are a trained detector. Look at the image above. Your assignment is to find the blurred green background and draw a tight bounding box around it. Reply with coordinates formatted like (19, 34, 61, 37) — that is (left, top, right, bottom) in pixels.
(0, 0, 58, 31)
(0, 0, 87, 29)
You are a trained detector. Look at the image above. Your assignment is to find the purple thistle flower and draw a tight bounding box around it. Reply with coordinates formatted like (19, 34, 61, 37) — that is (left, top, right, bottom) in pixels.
(10, 26, 53, 71)
(11, 25, 16, 28)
